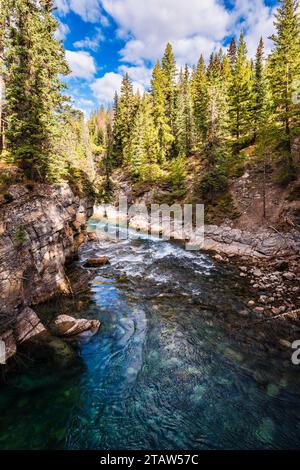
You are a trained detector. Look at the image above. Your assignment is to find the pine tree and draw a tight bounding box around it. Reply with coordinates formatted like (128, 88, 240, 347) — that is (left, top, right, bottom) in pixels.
(128, 94, 160, 180)
(205, 52, 230, 166)
(269, 0, 300, 149)
(175, 65, 194, 156)
(192, 55, 208, 146)
(151, 61, 173, 163)
(253, 38, 270, 137)
(228, 32, 254, 140)
(228, 38, 237, 68)
(161, 43, 177, 156)
(112, 73, 136, 164)
(4, 0, 69, 179)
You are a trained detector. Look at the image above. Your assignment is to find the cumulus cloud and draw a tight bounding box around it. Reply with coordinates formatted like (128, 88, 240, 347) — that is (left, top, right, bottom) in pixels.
(102, 0, 230, 65)
(55, 20, 70, 41)
(73, 27, 104, 51)
(91, 72, 144, 104)
(231, 0, 276, 57)
(65, 50, 97, 80)
(55, 0, 109, 25)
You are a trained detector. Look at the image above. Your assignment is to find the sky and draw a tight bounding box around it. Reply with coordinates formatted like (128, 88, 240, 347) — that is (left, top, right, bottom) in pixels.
(54, 0, 280, 117)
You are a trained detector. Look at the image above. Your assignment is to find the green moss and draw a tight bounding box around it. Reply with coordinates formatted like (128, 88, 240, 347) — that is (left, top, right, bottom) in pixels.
(13, 225, 28, 248)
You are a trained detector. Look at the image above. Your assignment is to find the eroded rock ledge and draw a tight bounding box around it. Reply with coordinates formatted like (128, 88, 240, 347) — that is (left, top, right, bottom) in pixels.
(0, 183, 94, 357)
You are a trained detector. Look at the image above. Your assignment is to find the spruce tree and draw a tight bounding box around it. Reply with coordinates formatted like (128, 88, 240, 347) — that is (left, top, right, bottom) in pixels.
(175, 65, 194, 156)
(4, 0, 69, 179)
(151, 61, 173, 163)
(269, 0, 300, 149)
(228, 32, 254, 140)
(161, 43, 177, 156)
(112, 73, 136, 164)
(253, 38, 270, 137)
(192, 55, 208, 147)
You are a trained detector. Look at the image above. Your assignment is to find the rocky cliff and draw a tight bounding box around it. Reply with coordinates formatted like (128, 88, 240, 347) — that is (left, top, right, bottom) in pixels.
(0, 183, 94, 336)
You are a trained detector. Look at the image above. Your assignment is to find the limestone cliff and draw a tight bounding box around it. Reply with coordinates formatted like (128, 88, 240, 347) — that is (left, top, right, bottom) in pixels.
(0, 183, 94, 333)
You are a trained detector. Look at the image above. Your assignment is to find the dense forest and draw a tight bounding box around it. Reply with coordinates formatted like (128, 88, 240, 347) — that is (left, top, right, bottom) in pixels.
(0, 0, 299, 215)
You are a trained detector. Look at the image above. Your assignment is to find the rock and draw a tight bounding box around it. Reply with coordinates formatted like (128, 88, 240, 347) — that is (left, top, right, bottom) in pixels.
(278, 306, 286, 313)
(259, 295, 268, 304)
(282, 272, 295, 281)
(253, 269, 262, 277)
(50, 314, 100, 340)
(84, 257, 110, 267)
(15, 307, 46, 344)
(0, 330, 17, 362)
(248, 300, 255, 306)
(240, 273, 247, 277)
(239, 266, 248, 272)
(272, 307, 281, 315)
(279, 339, 292, 349)
(214, 254, 224, 262)
(86, 232, 100, 242)
(273, 260, 289, 272)
(0, 183, 94, 318)
(254, 307, 265, 314)
(47, 337, 76, 368)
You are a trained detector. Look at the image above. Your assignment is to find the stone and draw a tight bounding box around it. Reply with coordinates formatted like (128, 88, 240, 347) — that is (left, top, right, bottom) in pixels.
(248, 300, 255, 306)
(279, 339, 292, 349)
(214, 254, 224, 262)
(259, 295, 268, 304)
(0, 330, 17, 362)
(15, 308, 46, 344)
(273, 260, 289, 272)
(253, 269, 262, 277)
(84, 257, 110, 267)
(254, 307, 265, 314)
(239, 266, 248, 272)
(282, 272, 295, 281)
(50, 314, 100, 340)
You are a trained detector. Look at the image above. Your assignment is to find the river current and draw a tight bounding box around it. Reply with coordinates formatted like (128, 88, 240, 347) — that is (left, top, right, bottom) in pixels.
(0, 219, 299, 449)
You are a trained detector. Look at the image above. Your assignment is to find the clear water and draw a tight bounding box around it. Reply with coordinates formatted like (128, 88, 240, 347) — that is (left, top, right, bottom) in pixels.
(0, 221, 300, 450)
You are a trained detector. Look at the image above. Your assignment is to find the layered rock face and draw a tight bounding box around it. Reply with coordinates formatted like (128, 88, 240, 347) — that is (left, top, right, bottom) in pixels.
(0, 183, 94, 328)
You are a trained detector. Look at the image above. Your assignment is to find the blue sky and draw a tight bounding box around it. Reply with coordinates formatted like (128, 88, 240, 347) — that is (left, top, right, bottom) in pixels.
(54, 0, 279, 117)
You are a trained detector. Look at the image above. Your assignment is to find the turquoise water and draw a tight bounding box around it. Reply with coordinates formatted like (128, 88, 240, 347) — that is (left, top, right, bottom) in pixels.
(1, 223, 300, 449)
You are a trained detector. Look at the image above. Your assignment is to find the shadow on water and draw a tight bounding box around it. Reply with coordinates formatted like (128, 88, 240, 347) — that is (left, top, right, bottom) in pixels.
(1, 219, 300, 450)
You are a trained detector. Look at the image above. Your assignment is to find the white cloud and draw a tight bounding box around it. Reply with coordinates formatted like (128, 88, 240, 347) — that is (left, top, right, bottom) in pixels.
(231, 0, 276, 57)
(73, 27, 104, 51)
(54, 0, 70, 16)
(118, 64, 152, 89)
(91, 72, 144, 104)
(66, 50, 97, 80)
(102, 0, 231, 65)
(55, 20, 70, 41)
(55, 0, 109, 24)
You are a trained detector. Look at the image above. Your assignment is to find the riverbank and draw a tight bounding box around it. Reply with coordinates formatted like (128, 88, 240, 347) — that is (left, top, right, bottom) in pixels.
(0, 183, 96, 361)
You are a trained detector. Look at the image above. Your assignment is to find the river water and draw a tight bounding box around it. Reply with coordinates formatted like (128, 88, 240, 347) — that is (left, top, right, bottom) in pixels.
(0, 219, 300, 449)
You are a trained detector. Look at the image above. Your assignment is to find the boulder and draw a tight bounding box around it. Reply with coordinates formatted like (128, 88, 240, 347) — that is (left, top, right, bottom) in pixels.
(50, 314, 100, 340)
(84, 257, 110, 267)
(15, 307, 46, 344)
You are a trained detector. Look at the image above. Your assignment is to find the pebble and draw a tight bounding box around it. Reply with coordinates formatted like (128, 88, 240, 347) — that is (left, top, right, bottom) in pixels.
(248, 300, 255, 306)
(255, 307, 265, 314)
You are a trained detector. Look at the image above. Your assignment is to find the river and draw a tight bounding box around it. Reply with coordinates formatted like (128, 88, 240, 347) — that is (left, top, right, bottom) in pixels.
(0, 219, 300, 449)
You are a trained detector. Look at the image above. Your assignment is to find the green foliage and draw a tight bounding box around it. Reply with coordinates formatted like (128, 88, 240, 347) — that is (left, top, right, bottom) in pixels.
(168, 155, 187, 189)
(13, 225, 28, 247)
(205, 194, 240, 224)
